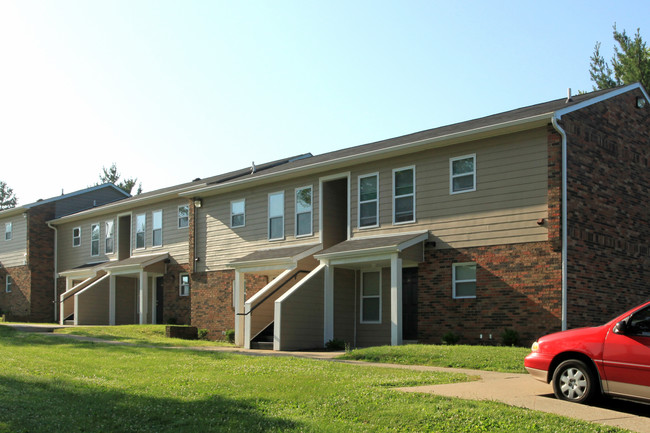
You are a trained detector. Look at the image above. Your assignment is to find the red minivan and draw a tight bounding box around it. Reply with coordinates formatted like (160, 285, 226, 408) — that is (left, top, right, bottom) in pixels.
(525, 301, 650, 404)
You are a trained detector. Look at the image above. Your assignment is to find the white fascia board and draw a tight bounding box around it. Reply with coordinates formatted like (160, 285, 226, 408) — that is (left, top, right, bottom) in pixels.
(182, 114, 553, 198)
(226, 259, 296, 273)
(555, 83, 649, 119)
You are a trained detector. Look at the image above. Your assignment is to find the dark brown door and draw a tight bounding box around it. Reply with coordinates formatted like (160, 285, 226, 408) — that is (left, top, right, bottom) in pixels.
(402, 267, 418, 340)
(155, 277, 164, 324)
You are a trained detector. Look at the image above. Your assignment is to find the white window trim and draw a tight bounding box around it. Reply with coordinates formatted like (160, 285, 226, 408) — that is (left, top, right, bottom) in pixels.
(392, 165, 416, 225)
(152, 210, 163, 248)
(360, 270, 382, 324)
(450, 154, 477, 195)
(452, 262, 477, 299)
(230, 199, 246, 228)
(268, 191, 284, 241)
(358, 173, 379, 229)
(135, 213, 146, 250)
(177, 205, 190, 229)
(179, 273, 190, 297)
(5, 222, 12, 241)
(105, 220, 115, 255)
(295, 185, 313, 237)
(90, 223, 100, 257)
(5, 276, 12, 293)
(72, 227, 81, 248)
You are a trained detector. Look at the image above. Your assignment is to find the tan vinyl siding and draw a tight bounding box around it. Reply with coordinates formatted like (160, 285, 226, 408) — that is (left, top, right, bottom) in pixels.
(197, 174, 322, 271)
(355, 268, 391, 347)
(130, 200, 189, 263)
(351, 128, 549, 248)
(115, 277, 137, 325)
(0, 215, 27, 267)
(76, 277, 110, 325)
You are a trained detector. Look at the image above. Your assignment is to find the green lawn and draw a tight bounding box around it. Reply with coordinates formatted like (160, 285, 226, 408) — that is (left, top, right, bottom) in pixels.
(339, 344, 531, 373)
(0, 325, 627, 432)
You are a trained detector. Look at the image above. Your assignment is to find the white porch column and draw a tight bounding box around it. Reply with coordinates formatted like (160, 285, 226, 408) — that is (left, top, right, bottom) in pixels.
(390, 254, 403, 346)
(109, 274, 116, 326)
(323, 263, 334, 345)
(234, 271, 246, 347)
(244, 301, 252, 350)
(151, 277, 157, 325)
(139, 271, 148, 324)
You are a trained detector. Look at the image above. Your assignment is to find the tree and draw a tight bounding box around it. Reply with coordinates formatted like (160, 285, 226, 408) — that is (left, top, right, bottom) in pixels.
(98, 163, 142, 195)
(589, 25, 650, 91)
(0, 181, 17, 210)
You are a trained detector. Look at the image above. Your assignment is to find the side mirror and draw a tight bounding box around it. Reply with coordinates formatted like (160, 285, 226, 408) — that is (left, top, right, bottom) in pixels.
(613, 320, 628, 335)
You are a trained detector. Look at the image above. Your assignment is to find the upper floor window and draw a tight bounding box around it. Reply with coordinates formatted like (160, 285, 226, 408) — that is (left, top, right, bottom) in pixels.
(295, 186, 312, 237)
(178, 205, 189, 229)
(231, 199, 245, 228)
(358, 174, 379, 228)
(361, 270, 381, 324)
(104, 221, 114, 254)
(453, 262, 477, 299)
(135, 214, 146, 249)
(450, 154, 476, 194)
(179, 273, 190, 297)
(72, 227, 81, 247)
(268, 192, 284, 240)
(4, 222, 12, 241)
(152, 210, 163, 247)
(393, 166, 415, 224)
(5, 275, 13, 293)
(90, 223, 100, 257)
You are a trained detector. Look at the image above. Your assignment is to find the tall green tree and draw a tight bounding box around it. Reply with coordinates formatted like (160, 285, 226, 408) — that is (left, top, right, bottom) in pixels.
(590, 25, 650, 90)
(98, 163, 142, 195)
(0, 181, 17, 210)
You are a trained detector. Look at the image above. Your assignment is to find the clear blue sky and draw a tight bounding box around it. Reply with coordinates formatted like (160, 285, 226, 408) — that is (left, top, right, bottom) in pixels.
(1, 1, 648, 205)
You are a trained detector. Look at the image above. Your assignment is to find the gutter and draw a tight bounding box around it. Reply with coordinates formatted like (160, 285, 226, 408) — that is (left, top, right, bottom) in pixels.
(47, 222, 59, 322)
(550, 116, 568, 331)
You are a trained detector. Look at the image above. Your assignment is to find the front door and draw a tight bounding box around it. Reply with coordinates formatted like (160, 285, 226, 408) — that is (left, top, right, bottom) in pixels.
(402, 267, 418, 340)
(155, 277, 164, 324)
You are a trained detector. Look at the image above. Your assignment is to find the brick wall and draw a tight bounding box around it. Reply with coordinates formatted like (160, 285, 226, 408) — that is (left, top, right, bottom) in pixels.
(418, 241, 562, 346)
(561, 88, 650, 327)
(162, 263, 192, 325)
(27, 203, 56, 321)
(0, 265, 31, 321)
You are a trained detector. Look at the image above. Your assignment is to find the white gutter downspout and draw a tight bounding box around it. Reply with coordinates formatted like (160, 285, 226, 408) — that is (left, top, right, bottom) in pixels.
(551, 116, 568, 331)
(47, 222, 59, 322)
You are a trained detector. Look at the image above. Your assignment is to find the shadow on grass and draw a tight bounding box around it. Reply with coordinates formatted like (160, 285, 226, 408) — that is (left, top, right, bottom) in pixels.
(0, 374, 300, 433)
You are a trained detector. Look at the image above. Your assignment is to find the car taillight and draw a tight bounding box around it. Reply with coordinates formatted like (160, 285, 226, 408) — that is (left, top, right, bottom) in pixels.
(531, 341, 539, 352)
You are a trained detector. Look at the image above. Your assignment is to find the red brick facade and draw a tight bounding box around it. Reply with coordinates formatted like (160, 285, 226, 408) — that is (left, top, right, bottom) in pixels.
(161, 264, 192, 325)
(0, 265, 31, 321)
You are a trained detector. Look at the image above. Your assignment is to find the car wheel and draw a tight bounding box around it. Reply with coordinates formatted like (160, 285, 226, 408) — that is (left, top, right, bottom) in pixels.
(552, 359, 596, 403)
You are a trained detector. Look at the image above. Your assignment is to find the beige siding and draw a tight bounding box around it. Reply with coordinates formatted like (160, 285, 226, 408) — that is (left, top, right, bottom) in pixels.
(57, 198, 190, 272)
(0, 215, 27, 267)
(355, 268, 391, 347)
(115, 277, 137, 325)
(76, 278, 110, 325)
(333, 268, 356, 344)
(350, 128, 549, 248)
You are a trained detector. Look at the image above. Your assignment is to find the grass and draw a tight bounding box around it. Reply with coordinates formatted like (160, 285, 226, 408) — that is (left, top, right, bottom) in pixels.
(0, 325, 629, 432)
(53, 325, 234, 347)
(339, 344, 531, 373)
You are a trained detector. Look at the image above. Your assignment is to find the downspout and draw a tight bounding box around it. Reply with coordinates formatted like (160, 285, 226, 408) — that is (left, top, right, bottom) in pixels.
(551, 115, 568, 331)
(47, 222, 59, 322)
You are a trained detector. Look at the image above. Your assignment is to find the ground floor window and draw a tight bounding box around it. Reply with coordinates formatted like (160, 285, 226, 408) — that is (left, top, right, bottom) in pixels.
(5, 275, 13, 293)
(179, 273, 190, 297)
(361, 270, 381, 323)
(453, 262, 476, 298)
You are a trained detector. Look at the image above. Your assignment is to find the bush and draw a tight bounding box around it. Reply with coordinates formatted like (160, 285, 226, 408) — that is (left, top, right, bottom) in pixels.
(325, 339, 346, 351)
(501, 329, 520, 346)
(197, 329, 209, 340)
(224, 329, 235, 343)
(166, 317, 177, 325)
(441, 332, 460, 345)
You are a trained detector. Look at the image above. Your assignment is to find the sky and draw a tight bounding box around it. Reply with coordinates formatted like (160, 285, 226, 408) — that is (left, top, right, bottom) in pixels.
(1, 1, 648, 205)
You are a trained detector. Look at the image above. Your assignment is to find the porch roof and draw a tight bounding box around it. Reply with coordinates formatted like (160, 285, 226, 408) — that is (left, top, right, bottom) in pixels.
(59, 253, 169, 277)
(228, 243, 322, 270)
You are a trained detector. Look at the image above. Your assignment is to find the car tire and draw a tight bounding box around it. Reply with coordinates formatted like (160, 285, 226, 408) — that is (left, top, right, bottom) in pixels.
(552, 359, 596, 404)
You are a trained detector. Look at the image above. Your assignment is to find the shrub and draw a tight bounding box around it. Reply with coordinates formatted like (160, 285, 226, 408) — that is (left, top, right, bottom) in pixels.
(166, 317, 177, 325)
(224, 329, 235, 343)
(325, 339, 346, 351)
(501, 328, 520, 346)
(197, 329, 209, 340)
(441, 332, 460, 345)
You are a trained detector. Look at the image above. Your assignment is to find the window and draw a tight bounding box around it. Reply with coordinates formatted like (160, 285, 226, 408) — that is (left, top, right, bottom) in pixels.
(295, 186, 312, 236)
(135, 214, 146, 249)
(450, 154, 476, 194)
(179, 273, 190, 297)
(231, 199, 245, 228)
(268, 192, 284, 240)
(178, 205, 189, 229)
(4, 222, 11, 241)
(361, 271, 381, 323)
(152, 210, 162, 247)
(393, 166, 415, 224)
(5, 276, 13, 293)
(627, 306, 650, 337)
(105, 221, 114, 254)
(72, 227, 81, 247)
(453, 262, 477, 299)
(90, 223, 100, 256)
(358, 174, 379, 228)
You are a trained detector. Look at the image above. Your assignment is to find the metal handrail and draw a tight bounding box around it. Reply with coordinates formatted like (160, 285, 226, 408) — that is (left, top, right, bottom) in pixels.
(236, 270, 309, 316)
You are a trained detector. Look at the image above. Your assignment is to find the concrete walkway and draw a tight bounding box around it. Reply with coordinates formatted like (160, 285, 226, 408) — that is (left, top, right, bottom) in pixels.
(6, 324, 649, 432)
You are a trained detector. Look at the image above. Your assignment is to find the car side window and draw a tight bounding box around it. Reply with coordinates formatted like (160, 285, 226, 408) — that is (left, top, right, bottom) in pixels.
(627, 306, 650, 336)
